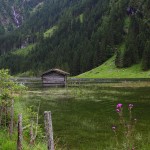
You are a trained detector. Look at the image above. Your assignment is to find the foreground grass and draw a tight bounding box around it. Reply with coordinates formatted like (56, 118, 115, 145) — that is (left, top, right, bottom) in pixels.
(0, 98, 47, 150)
(22, 82, 150, 149)
(77, 56, 150, 78)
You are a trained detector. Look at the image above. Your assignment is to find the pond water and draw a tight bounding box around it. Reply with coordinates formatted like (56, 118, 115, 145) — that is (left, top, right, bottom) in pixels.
(23, 82, 150, 150)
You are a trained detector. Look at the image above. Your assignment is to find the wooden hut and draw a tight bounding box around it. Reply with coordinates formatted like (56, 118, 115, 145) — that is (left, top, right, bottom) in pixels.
(41, 68, 70, 87)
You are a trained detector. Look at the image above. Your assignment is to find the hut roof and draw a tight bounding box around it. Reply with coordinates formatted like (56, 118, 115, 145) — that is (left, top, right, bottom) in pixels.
(41, 68, 70, 76)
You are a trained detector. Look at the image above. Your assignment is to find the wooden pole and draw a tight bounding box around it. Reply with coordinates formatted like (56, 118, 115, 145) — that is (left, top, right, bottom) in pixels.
(44, 111, 54, 150)
(30, 120, 34, 145)
(10, 99, 14, 137)
(17, 114, 23, 150)
(0, 106, 2, 127)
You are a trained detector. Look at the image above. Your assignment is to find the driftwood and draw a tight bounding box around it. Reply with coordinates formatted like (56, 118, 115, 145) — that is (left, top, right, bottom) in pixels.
(17, 114, 23, 150)
(44, 111, 54, 150)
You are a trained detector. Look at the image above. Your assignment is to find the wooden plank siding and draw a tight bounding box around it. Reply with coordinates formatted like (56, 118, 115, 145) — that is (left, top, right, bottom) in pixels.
(42, 73, 65, 86)
(41, 68, 69, 87)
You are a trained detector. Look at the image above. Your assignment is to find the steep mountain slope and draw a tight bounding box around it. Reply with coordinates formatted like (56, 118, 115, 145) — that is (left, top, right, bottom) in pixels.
(0, 0, 150, 77)
(0, 0, 44, 33)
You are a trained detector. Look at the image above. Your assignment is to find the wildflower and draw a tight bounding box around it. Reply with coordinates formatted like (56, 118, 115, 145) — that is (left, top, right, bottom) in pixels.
(129, 104, 134, 109)
(134, 118, 137, 123)
(116, 103, 123, 109)
(112, 126, 116, 131)
(116, 109, 120, 113)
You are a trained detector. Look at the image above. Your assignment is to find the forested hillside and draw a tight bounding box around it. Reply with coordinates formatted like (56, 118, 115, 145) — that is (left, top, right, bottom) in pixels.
(0, 0, 44, 33)
(0, 0, 150, 76)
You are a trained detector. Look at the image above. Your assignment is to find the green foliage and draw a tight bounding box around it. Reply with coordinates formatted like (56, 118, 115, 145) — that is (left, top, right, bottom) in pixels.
(0, 69, 26, 100)
(13, 44, 35, 57)
(0, 0, 150, 76)
(142, 41, 150, 71)
(0, 69, 47, 149)
(44, 26, 58, 38)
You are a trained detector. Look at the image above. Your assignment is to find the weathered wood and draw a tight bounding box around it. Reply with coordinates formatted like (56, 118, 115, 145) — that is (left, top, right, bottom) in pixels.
(30, 120, 34, 145)
(17, 114, 23, 150)
(0, 106, 2, 127)
(44, 111, 54, 150)
(41, 69, 69, 87)
(43, 74, 65, 84)
(10, 99, 14, 137)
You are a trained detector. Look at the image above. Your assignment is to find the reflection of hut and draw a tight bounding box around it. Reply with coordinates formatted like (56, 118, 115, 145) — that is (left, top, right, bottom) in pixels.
(41, 68, 70, 87)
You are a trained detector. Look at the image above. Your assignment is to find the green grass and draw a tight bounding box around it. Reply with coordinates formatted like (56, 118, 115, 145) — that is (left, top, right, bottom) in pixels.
(31, 2, 44, 14)
(124, 17, 130, 29)
(79, 14, 84, 23)
(77, 56, 150, 78)
(0, 98, 47, 150)
(12, 44, 35, 57)
(44, 25, 58, 38)
(23, 83, 150, 149)
(16, 70, 35, 77)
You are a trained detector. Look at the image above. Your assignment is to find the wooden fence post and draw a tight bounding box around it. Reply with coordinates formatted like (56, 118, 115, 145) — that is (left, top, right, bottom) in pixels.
(44, 111, 54, 150)
(10, 99, 14, 137)
(17, 114, 23, 150)
(0, 106, 2, 127)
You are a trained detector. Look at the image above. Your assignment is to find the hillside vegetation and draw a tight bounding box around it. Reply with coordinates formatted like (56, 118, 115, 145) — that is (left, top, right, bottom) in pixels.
(0, 0, 149, 77)
(77, 56, 150, 78)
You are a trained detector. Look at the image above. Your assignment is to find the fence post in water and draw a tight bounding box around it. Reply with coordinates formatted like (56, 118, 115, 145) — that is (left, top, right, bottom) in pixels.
(10, 99, 14, 137)
(44, 111, 54, 150)
(17, 114, 23, 150)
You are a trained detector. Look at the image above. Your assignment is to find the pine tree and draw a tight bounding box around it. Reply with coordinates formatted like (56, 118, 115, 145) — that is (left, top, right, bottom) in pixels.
(142, 41, 150, 70)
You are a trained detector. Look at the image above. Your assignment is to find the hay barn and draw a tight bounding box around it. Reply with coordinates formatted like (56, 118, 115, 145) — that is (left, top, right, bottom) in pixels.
(41, 69, 70, 87)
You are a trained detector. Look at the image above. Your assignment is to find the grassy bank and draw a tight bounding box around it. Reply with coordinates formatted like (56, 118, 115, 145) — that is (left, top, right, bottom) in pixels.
(77, 56, 150, 78)
(0, 97, 47, 150)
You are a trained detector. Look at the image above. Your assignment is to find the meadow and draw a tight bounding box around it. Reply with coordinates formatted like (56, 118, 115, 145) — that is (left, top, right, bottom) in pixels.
(77, 56, 150, 78)
(21, 82, 150, 150)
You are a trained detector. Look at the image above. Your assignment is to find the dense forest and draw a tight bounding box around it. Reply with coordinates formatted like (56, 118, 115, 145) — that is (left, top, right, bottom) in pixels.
(0, 0, 150, 76)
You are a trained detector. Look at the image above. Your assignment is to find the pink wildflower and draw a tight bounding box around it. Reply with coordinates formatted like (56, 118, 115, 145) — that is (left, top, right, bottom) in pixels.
(129, 104, 134, 109)
(116, 103, 123, 109)
(116, 109, 120, 113)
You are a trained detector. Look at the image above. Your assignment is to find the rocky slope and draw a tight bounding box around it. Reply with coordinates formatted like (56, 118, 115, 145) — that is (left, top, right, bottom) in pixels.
(0, 0, 44, 33)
